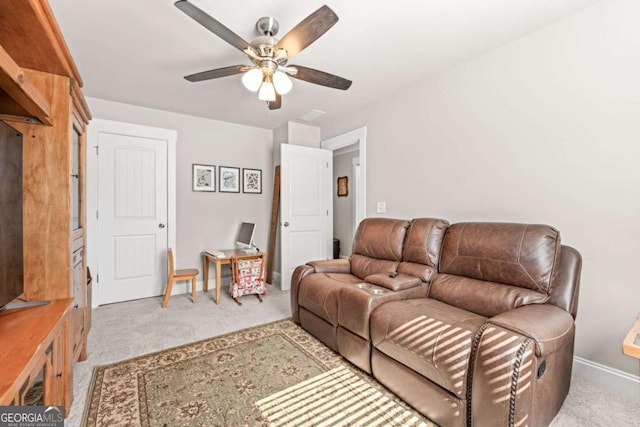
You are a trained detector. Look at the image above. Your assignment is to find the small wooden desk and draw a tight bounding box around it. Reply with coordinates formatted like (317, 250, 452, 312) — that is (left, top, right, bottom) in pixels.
(202, 250, 266, 304)
(623, 312, 640, 360)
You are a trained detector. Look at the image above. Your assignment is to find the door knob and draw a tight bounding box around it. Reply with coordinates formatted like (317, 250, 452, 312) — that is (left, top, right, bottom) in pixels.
(283, 221, 290, 227)
(159, 223, 166, 228)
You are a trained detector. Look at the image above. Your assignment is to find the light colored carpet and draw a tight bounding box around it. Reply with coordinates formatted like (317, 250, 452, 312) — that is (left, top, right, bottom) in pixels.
(66, 287, 640, 426)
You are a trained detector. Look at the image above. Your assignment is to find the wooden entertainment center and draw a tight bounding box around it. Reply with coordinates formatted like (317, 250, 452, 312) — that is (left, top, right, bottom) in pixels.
(0, 0, 91, 416)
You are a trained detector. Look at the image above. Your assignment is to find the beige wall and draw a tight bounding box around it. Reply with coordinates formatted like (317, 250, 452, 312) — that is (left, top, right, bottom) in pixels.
(86, 97, 273, 285)
(322, 0, 640, 383)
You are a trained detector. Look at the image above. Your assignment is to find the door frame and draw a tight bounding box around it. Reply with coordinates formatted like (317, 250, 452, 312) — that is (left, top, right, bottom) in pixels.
(352, 156, 361, 236)
(86, 118, 177, 307)
(321, 126, 367, 241)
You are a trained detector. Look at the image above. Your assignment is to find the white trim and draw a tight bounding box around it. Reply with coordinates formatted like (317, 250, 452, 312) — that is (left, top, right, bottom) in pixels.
(87, 118, 177, 308)
(572, 356, 640, 399)
(333, 144, 360, 157)
(352, 157, 361, 236)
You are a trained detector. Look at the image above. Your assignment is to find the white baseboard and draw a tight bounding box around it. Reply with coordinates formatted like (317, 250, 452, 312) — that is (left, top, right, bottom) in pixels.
(573, 356, 639, 398)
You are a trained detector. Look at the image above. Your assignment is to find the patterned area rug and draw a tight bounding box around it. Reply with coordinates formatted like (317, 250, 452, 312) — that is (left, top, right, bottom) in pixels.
(82, 319, 434, 427)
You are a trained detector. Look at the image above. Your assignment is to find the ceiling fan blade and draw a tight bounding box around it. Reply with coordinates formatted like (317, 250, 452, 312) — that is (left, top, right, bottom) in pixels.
(268, 94, 282, 110)
(275, 5, 338, 59)
(175, 0, 251, 53)
(184, 65, 248, 82)
(288, 65, 352, 90)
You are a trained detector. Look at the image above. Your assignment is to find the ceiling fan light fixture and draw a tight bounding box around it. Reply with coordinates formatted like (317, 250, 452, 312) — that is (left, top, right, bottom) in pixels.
(258, 78, 276, 102)
(273, 71, 292, 95)
(241, 68, 263, 92)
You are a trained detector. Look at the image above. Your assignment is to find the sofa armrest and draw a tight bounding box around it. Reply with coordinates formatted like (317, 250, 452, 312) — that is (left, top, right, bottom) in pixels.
(306, 258, 351, 274)
(291, 264, 316, 324)
(364, 273, 421, 291)
(489, 304, 574, 357)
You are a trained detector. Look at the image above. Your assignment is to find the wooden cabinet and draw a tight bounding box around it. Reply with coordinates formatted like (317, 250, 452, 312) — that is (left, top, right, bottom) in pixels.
(0, 0, 92, 415)
(0, 299, 72, 415)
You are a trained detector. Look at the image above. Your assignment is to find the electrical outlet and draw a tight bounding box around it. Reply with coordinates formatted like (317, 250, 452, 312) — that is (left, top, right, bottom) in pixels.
(376, 202, 386, 214)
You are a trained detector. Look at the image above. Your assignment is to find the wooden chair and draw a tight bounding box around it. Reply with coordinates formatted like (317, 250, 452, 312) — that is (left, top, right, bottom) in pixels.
(162, 248, 199, 308)
(229, 253, 267, 305)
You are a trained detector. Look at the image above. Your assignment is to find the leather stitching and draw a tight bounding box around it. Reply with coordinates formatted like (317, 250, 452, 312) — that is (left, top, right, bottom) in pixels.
(465, 322, 491, 427)
(509, 337, 533, 427)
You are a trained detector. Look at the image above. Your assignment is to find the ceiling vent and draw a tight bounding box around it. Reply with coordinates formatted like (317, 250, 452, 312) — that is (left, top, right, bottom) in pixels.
(298, 109, 325, 122)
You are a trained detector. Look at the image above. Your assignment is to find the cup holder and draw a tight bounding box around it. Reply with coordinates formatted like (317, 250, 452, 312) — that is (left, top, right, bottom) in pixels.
(369, 289, 386, 295)
(355, 283, 370, 289)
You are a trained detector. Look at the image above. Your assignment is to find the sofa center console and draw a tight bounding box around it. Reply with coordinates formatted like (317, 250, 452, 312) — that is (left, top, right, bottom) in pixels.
(338, 280, 426, 372)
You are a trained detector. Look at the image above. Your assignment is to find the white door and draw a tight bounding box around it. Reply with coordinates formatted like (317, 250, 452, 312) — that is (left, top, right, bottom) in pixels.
(92, 120, 176, 305)
(280, 144, 332, 290)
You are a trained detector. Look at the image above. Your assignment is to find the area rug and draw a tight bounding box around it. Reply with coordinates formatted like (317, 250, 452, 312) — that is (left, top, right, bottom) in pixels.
(82, 319, 434, 427)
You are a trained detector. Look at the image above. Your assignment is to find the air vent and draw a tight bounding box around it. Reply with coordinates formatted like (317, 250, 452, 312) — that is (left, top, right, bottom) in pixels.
(298, 109, 325, 122)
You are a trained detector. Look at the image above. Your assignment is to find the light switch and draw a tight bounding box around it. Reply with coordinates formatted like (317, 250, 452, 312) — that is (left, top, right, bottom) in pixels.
(376, 201, 386, 213)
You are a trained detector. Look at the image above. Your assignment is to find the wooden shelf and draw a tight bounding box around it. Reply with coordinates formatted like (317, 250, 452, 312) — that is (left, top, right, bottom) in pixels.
(0, 299, 72, 412)
(0, 0, 91, 125)
(0, 45, 51, 125)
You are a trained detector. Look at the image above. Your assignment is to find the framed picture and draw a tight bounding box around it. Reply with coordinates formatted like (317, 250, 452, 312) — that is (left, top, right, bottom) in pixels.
(192, 164, 215, 192)
(219, 166, 240, 193)
(337, 176, 348, 197)
(242, 168, 262, 194)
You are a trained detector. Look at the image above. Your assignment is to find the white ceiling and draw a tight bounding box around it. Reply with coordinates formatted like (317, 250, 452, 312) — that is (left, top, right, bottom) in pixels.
(50, 0, 600, 130)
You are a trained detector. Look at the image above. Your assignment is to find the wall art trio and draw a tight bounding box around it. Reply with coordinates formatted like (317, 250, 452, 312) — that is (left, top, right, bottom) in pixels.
(192, 164, 262, 194)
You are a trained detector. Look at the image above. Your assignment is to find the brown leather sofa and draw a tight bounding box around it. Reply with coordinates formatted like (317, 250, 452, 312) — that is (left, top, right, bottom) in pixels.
(291, 218, 581, 427)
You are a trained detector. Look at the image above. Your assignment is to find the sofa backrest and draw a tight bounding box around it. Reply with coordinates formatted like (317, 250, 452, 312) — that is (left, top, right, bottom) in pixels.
(548, 245, 582, 318)
(430, 222, 574, 317)
(398, 218, 449, 282)
(351, 218, 409, 279)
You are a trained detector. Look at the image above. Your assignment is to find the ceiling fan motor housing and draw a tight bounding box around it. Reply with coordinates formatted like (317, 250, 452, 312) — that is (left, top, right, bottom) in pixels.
(256, 16, 279, 36)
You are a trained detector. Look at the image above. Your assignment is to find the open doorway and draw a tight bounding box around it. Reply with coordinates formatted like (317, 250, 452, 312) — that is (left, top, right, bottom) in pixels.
(321, 127, 367, 259)
(332, 143, 359, 257)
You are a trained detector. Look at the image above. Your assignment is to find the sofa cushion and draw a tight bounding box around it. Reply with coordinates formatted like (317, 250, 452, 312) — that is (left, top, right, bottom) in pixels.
(371, 298, 487, 398)
(349, 218, 409, 279)
(402, 218, 449, 267)
(297, 273, 362, 325)
(440, 222, 560, 294)
(430, 274, 549, 318)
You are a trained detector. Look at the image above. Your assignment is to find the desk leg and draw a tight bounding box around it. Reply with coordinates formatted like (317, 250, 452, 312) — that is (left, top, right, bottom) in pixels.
(216, 260, 221, 305)
(203, 255, 209, 292)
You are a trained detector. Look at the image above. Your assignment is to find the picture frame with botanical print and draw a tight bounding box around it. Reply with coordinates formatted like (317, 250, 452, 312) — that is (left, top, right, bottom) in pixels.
(242, 168, 262, 194)
(337, 176, 348, 197)
(192, 164, 215, 192)
(219, 166, 240, 193)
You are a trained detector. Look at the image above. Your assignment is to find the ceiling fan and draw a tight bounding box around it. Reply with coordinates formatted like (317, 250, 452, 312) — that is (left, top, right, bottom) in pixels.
(174, 1, 352, 110)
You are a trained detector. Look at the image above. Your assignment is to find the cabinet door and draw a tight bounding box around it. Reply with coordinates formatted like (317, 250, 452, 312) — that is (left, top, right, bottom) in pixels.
(71, 244, 85, 355)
